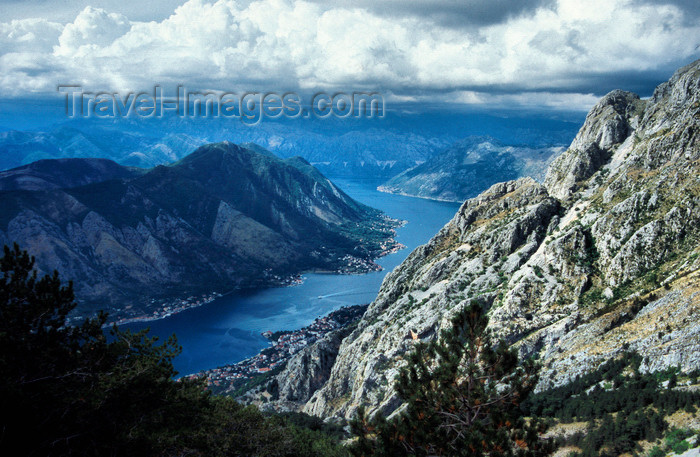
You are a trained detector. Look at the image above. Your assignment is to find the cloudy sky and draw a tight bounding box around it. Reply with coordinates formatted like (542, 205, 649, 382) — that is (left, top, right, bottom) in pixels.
(1, 0, 700, 110)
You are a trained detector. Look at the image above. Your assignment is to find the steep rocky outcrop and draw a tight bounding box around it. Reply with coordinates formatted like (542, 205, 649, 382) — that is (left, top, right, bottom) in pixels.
(288, 59, 700, 421)
(240, 327, 352, 413)
(0, 142, 399, 317)
(544, 90, 645, 201)
(379, 136, 564, 202)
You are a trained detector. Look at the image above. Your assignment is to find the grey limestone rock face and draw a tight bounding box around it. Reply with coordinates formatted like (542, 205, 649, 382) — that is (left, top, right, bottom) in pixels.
(544, 90, 645, 201)
(238, 328, 350, 413)
(280, 60, 700, 421)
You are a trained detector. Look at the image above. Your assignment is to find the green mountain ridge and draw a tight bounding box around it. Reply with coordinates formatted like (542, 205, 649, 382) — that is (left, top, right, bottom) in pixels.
(0, 142, 400, 318)
(0, 157, 145, 191)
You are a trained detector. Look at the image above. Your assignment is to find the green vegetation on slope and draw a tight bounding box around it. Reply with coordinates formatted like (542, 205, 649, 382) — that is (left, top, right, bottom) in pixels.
(523, 352, 700, 457)
(3, 240, 700, 457)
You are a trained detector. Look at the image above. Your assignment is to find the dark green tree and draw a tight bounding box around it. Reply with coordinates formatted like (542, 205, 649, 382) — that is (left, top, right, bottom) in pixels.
(0, 243, 349, 456)
(351, 301, 551, 457)
(0, 243, 215, 455)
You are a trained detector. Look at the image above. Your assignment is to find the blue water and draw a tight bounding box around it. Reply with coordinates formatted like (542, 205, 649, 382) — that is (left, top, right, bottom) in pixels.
(121, 178, 461, 375)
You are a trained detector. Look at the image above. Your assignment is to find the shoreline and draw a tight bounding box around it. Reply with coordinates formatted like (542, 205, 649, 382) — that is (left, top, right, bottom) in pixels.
(103, 274, 305, 328)
(102, 230, 405, 328)
(104, 292, 224, 327)
(376, 185, 464, 203)
(184, 304, 369, 394)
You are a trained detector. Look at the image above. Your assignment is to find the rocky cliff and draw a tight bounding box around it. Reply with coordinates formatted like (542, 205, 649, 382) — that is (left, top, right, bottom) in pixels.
(0, 143, 400, 317)
(239, 326, 353, 413)
(276, 59, 700, 421)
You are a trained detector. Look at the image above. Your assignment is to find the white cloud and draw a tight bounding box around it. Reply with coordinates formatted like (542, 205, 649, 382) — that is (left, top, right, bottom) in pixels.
(0, 0, 698, 110)
(55, 6, 131, 56)
(0, 18, 63, 54)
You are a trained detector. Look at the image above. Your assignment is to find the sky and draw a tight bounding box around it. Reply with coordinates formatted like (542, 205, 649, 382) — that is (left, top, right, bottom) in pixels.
(1, 0, 700, 111)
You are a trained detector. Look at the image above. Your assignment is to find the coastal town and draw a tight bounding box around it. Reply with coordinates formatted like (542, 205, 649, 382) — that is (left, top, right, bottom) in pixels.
(328, 233, 405, 275)
(100, 292, 224, 327)
(336, 240, 406, 274)
(335, 254, 384, 274)
(186, 304, 369, 395)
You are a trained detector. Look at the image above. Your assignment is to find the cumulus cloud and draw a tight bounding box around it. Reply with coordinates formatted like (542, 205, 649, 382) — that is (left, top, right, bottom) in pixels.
(0, 0, 699, 110)
(634, 0, 700, 22)
(55, 6, 131, 55)
(0, 18, 63, 54)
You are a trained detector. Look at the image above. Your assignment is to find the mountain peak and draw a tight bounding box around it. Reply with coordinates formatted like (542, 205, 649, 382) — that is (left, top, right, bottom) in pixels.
(651, 58, 700, 104)
(177, 141, 245, 162)
(544, 89, 645, 201)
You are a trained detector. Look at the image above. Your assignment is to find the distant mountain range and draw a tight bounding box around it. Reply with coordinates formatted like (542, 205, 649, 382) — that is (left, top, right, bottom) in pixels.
(0, 127, 203, 171)
(0, 142, 400, 318)
(378, 136, 564, 202)
(0, 111, 582, 179)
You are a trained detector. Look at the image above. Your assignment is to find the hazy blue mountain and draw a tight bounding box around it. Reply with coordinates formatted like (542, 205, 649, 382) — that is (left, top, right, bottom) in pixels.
(379, 136, 564, 202)
(0, 127, 203, 171)
(0, 109, 583, 179)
